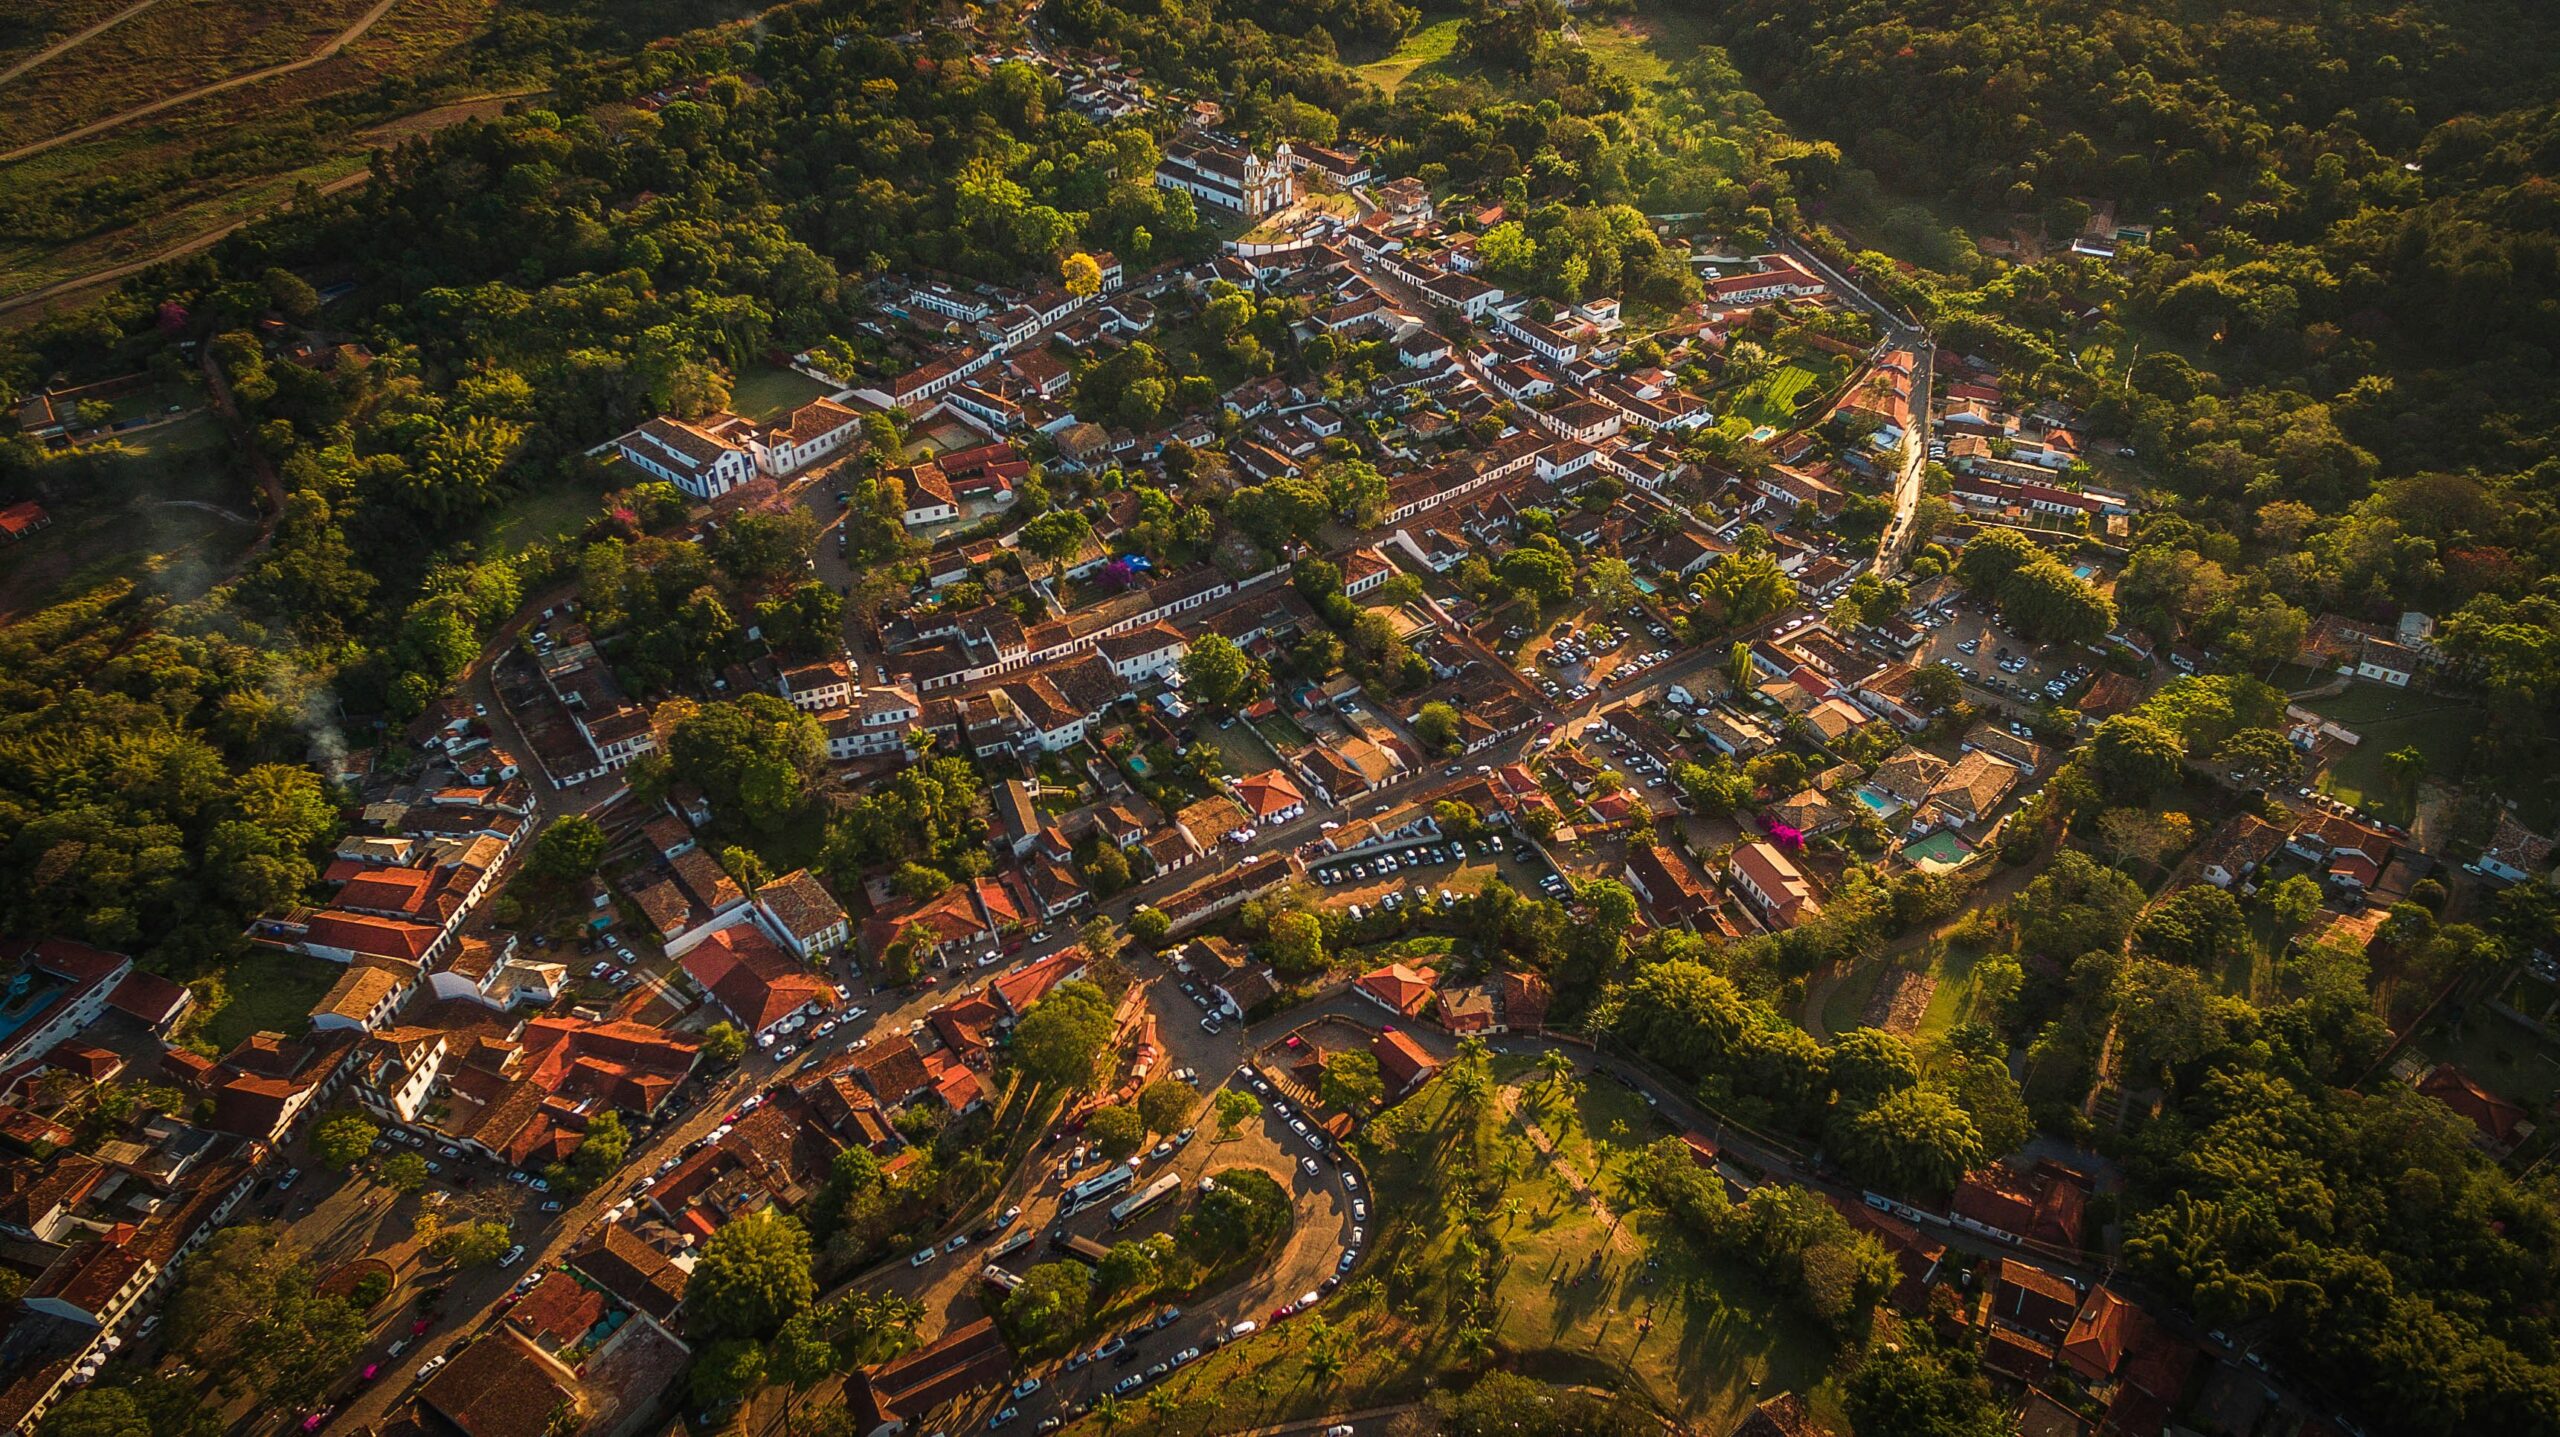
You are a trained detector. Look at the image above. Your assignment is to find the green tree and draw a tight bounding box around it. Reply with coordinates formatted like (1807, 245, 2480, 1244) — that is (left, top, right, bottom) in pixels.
(1321, 1051, 1386, 1114)
(1129, 907, 1171, 947)
(703, 1021, 748, 1065)
(1137, 1081, 1194, 1136)
(669, 696, 826, 833)
(311, 1112, 379, 1171)
(692, 1209, 816, 1339)
(431, 1221, 514, 1267)
(527, 814, 608, 884)
(1413, 702, 1463, 755)
(1021, 509, 1097, 581)
(1086, 1104, 1147, 1160)
(1846, 1339, 2012, 1437)
(1266, 910, 1326, 975)
(1000, 1262, 1093, 1355)
(2011, 851, 2145, 960)
(1213, 1088, 1261, 1141)
(2266, 873, 2325, 928)
(1012, 981, 1116, 1090)
(165, 1225, 367, 1407)
(1181, 633, 1255, 710)
(690, 1338, 769, 1412)
(1834, 1085, 1984, 1194)
(379, 1153, 430, 1194)
(563, 1111, 631, 1191)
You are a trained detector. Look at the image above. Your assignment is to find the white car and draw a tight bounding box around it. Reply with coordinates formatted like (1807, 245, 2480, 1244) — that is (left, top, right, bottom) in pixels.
(499, 1244, 526, 1268)
(417, 1355, 450, 1381)
(910, 1248, 937, 1267)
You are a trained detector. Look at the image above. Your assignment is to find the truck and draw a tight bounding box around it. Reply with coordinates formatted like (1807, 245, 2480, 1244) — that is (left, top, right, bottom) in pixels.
(1053, 1233, 1112, 1267)
(1063, 1162, 1137, 1215)
(1108, 1172, 1183, 1228)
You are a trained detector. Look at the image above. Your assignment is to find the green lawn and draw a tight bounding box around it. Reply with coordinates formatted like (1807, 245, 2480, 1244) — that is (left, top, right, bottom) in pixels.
(730, 363, 833, 422)
(2298, 682, 2483, 825)
(196, 950, 339, 1052)
(1079, 1060, 1839, 1435)
(1253, 713, 1314, 752)
(485, 479, 604, 552)
(1716, 362, 1825, 435)
(1349, 16, 1462, 95)
(2420, 1014, 2560, 1113)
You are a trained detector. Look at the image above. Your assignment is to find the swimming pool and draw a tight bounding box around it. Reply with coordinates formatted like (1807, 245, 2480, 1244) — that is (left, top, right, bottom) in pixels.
(1853, 787, 1901, 817)
(2071, 562, 2098, 580)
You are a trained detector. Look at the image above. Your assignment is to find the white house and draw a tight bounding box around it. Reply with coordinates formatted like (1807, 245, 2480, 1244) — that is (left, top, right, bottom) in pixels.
(616, 417, 758, 500)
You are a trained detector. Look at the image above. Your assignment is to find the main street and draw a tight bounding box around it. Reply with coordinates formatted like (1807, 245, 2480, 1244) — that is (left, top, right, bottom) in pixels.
(1771, 231, 1937, 579)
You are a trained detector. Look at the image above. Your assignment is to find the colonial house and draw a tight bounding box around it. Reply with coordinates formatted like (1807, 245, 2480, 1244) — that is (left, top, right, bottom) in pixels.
(1729, 841, 1817, 927)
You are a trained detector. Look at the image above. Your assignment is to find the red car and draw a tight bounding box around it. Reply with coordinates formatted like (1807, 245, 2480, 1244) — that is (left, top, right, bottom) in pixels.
(410, 1317, 432, 1337)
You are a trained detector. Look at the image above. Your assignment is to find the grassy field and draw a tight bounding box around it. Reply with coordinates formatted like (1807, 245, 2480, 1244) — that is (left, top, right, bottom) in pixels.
(1571, 9, 1713, 91)
(0, 0, 383, 151)
(196, 949, 339, 1051)
(2297, 681, 2484, 825)
(1716, 361, 1825, 435)
(0, 1, 141, 72)
(1077, 1058, 1839, 1435)
(1348, 16, 1462, 96)
(0, 413, 262, 620)
(484, 478, 603, 551)
(729, 363, 834, 422)
(0, 0, 523, 313)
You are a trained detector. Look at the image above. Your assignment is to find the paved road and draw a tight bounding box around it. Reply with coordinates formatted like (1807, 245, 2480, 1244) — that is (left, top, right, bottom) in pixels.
(1770, 232, 1936, 578)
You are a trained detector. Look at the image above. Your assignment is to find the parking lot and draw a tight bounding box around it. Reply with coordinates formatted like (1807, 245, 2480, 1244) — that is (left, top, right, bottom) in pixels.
(1304, 831, 1566, 911)
(1501, 602, 1682, 706)
(1912, 603, 2097, 711)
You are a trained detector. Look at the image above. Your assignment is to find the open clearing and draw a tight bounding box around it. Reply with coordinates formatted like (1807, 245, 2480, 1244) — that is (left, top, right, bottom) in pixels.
(1078, 1057, 1838, 1435)
(1349, 16, 1462, 96)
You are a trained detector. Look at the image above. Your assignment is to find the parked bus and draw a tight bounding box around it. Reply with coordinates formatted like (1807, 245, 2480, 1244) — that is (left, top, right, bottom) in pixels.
(987, 1227, 1036, 1260)
(981, 1264, 1023, 1294)
(1062, 1163, 1136, 1214)
(1108, 1172, 1183, 1228)
(1052, 1233, 1112, 1267)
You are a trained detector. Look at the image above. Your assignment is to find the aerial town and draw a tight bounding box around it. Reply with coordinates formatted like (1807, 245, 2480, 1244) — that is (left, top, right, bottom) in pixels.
(1, 3, 2557, 1437)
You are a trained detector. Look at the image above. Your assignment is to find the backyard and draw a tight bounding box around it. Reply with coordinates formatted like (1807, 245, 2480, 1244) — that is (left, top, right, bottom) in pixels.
(1713, 361, 1827, 437)
(728, 362, 834, 422)
(2290, 676, 2486, 826)
(1076, 1055, 1840, 1435)
(193, 949, 338, 1052)
(0, 412, 261, 620)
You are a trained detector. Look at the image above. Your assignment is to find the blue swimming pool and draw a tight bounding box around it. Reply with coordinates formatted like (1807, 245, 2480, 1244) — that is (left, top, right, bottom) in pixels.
(1853, 787, 1899, 816)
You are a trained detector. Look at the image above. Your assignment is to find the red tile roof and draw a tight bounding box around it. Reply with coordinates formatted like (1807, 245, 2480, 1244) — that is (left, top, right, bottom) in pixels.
(1372, 1029, 1440, 1092)
(1354, 962, 1437, 1019)
(680, 925, 834, 1033)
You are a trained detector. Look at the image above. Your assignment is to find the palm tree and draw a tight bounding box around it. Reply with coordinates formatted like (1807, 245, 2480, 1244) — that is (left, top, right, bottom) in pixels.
(1446, 1063, 1491, 1117)
(1145, 1387, 1179, 1424)
(1535, 1049, 1575, 1100)
(1303, 1322, 1349, 1388)
(1091, 1393, 1127, 1434)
